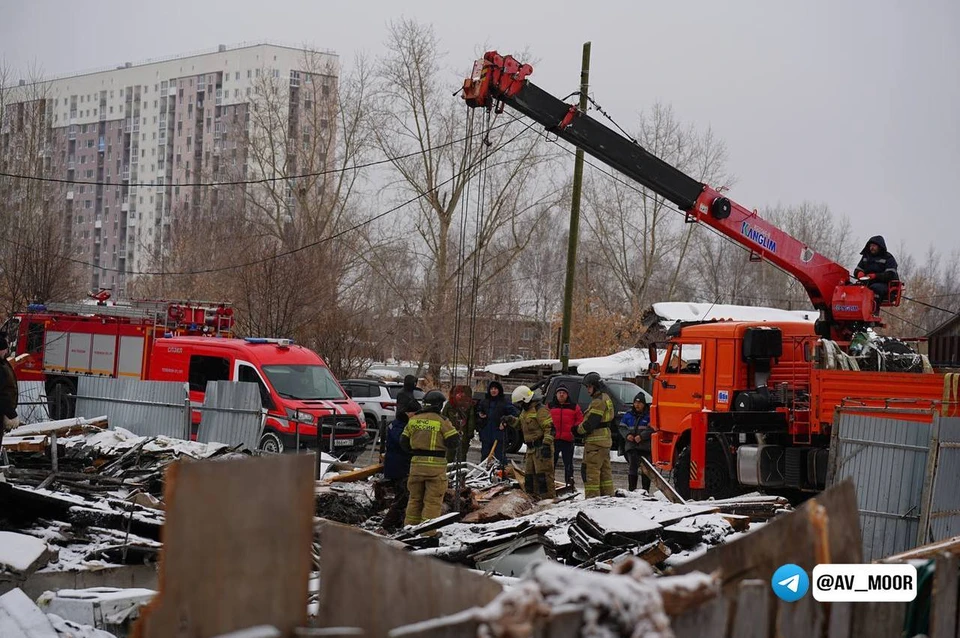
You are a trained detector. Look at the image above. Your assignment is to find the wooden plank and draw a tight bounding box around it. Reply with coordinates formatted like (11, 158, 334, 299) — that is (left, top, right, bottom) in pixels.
(729, 580, 771, 638)
(718, 514, 751, 533)
(880, 534, 960, 562)
(931, 552, 959, 638)
(670, 594, 728, 638)
(851, 601, 907, 638)
(640, 456, 685, 504)
(324, 463, 383, 483)
(826, 602, 852, 638)
(131, 454, 315, 638)
(671, 480, 861, 591)
(317, 521, 503, 638)
(776, 593, 824, 638)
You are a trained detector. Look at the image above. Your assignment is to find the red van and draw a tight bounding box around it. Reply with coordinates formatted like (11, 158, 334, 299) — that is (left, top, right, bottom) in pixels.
(148, 336, 368, 456)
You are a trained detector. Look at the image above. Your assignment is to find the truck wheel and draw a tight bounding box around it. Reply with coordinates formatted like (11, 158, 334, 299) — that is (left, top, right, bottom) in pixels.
(259, 432, 284, 454)
(48, 380, 76, 420)
(673, 443, 735, 501)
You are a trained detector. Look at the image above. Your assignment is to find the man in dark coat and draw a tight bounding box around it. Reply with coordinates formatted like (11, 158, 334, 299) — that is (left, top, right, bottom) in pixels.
(0, 334, 19, 451)
(476, 380, 518, 466)
(395, 374, 421, 425)
(855, 235, 899, 311)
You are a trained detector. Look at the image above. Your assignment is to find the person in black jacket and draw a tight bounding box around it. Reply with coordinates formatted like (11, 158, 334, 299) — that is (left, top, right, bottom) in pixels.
(0, 334, 19, 451)
(855, 235, 899, 311)
(395, 374, 422, 424)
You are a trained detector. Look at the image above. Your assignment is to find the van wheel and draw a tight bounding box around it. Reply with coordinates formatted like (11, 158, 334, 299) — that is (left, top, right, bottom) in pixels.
(259, 432, 284, 454)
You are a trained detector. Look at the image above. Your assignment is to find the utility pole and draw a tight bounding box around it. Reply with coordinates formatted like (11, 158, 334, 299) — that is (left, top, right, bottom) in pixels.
(559, 42, 591, 373)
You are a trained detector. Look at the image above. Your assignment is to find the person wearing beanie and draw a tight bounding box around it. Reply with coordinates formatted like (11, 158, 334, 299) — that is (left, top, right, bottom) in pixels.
(0, 334, 19, 449)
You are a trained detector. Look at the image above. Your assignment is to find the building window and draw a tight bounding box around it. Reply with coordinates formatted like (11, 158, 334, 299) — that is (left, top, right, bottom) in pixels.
(235, 71, 239, 80)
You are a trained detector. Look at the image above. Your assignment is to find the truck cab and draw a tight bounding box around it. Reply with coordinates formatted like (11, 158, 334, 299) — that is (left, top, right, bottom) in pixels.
(649, 321, 818, 498)
(147, 336, 368, 458)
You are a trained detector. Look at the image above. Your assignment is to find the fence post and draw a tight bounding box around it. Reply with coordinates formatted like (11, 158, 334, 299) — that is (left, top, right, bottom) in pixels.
(918, 411, 943, 547)
(183, 383, 193, 441)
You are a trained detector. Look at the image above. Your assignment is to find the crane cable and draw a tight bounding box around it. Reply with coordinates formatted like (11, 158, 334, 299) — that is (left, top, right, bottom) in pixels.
(465, 109, 494, 382)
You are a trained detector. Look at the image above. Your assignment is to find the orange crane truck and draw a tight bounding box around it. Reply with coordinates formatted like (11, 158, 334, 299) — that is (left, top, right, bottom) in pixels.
(460, 51, 957, 499)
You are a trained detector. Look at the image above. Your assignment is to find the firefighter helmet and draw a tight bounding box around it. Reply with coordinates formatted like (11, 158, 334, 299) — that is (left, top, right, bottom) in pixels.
(511, 385, 534, 405)
(423, 390, 446, 410)
(583, 371, 602, 390)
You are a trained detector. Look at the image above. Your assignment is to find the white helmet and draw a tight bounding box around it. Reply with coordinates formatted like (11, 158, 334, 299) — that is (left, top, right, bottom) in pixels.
(511, 385, 534, 404)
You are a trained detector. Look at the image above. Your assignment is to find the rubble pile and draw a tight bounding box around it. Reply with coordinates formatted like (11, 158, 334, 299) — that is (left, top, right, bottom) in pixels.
(0, 417, 244, 582)
(406, 489, 788, 575)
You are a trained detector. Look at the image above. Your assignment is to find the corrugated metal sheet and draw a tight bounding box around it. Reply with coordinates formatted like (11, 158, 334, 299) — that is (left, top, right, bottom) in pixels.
(928, 416, 960, 542)
(16, 381, 49, 424)
(831, 410, 933, 562)
(76, 377, 187, 439)
(196, 381, 264, 451)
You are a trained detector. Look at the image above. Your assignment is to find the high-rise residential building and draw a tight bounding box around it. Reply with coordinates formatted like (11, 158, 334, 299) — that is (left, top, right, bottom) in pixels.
(0, 41, 338, 296)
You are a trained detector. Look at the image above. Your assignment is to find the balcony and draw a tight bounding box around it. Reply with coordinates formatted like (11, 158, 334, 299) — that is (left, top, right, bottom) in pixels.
(121, 170, 130, 181)
(168, 86, 176, 97)
(124, 120, 132, 133)
(66, 191, 74, 200)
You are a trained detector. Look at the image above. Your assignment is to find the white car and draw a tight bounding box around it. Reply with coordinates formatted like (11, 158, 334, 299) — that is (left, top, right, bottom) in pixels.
(341, 379, 425, 436)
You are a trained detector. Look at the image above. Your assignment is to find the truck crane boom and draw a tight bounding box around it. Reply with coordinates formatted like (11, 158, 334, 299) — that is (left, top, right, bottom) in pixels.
(461, 51, 900, 341)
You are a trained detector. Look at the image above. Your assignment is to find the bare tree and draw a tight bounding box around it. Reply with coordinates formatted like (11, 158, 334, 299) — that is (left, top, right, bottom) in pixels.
(580, 102, 733, 320)
(0, 62, 82, 314)
(371, 17, 558, 381)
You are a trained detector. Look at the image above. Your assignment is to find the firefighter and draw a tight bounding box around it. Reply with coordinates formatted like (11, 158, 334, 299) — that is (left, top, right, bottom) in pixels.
(441, 384, 476, 463)
(501, 385, 556, 500)
(400, 390, 460, 530)
(575, 372, 615, 498)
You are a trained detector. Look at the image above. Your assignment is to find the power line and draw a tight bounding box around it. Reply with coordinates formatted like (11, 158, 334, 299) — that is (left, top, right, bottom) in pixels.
(0, 121, 537, 277)
(0, 120, 515, 188)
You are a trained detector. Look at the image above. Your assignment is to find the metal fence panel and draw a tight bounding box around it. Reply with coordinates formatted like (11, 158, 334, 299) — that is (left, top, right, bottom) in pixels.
(830, 410, 932, 562)
(928, 416, 960, 542)
(196, 381, 264, 451)
(17, 381, 49, 424)
(76, 377, 187, 439)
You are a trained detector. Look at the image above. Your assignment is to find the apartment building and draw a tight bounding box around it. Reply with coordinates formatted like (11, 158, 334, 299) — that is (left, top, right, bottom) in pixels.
(0, 41, 338, 296)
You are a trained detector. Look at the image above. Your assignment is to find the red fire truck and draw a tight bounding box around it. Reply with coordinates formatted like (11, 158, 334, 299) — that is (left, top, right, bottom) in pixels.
(4, 298, 368, 457)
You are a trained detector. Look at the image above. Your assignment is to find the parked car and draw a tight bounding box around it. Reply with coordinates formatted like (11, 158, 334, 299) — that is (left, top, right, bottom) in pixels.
(531, 374, 652, 452)
(342, 378, 425, 438)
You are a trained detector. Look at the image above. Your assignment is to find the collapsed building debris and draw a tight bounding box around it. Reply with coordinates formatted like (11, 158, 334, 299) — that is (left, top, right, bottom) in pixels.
(1, 587, 119, 638)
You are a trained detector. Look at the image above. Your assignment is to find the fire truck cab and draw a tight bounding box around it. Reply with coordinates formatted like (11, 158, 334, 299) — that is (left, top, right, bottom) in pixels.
(4, 299, 368, 457)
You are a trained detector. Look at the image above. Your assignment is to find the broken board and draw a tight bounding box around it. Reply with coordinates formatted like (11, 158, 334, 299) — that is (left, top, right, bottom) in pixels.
(131, 454, 315, 638)
(318, 521, 503, 637)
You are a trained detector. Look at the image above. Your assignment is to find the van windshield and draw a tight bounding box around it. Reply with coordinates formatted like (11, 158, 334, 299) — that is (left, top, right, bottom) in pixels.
(262, 365, 347, 401)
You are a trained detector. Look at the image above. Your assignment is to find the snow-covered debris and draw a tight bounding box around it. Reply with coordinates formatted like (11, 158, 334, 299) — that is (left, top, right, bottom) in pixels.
(475, 561, 676, 638)
(0, 531, 54, 574)
(0, 588, 118, 638)
(60, 426, 229, 459)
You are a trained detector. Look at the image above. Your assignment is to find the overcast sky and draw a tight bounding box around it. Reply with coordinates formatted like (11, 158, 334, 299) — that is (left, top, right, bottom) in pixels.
(3, 0, 958, 265)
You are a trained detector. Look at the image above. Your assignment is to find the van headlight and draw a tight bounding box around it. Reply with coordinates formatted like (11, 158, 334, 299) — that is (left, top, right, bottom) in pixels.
(286, 409, 315, 424)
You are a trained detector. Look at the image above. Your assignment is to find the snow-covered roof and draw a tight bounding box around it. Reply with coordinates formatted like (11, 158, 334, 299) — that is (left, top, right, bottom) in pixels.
(482, 348, 663, 380)
(649, 302, 817, 329)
